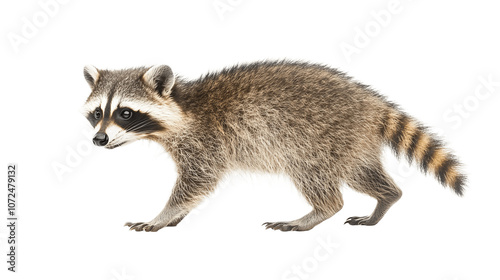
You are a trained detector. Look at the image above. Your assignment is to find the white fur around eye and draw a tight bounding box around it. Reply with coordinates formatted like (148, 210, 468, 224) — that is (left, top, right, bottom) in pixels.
(81, 97, 104, 116)
(93, 122, 102, 133)
(110, 96, 121, 115)
(119, 100, 151, 112)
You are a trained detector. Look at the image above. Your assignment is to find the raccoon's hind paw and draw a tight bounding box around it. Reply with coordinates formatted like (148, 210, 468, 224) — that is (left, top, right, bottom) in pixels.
(344, 216, 377, 226)
(124, 221, 164, 232)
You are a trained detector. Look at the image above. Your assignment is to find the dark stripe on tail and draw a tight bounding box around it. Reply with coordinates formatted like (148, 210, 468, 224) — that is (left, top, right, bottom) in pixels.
(406, 128, 422, 163)
(437, 157, 455, 185)
(390, 114, 409, 157)
(421, 137, 440, 173)
(452, 174, 466, 196)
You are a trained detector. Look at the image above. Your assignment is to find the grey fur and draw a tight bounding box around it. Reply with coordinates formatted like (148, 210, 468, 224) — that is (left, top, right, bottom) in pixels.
(82, 60, 466, 232)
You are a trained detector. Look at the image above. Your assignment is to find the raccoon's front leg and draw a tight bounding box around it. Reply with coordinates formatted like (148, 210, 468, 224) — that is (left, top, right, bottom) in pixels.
(125, 168, 220, 232)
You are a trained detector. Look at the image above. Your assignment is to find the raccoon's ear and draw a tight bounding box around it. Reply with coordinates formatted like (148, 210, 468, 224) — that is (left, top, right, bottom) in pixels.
(83, 65, 100, 89)
(142, 65, 175, 96)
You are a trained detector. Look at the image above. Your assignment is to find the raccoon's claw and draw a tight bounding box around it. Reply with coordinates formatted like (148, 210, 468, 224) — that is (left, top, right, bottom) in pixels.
(263, 222, 300, 231)
(124, 222, 161, 232)
(124, 222, 143, 229)
(124, 222, 146, 231)
(344, 216, 375, 226)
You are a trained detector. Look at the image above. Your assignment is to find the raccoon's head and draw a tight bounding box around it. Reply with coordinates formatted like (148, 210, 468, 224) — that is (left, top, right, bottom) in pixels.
(81, 65, 184, 149)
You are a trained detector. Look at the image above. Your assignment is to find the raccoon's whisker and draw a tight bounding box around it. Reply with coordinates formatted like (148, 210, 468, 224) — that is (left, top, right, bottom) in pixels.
(126, 117, 153, 129)
(125, 119, 154, 132)
(122, 120, 148, 131)
(127, 118, 158, 132)
(107, 131, 125, 145)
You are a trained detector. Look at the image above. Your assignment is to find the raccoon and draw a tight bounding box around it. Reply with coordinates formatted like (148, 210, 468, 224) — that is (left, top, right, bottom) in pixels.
(81, 61, 466, 232)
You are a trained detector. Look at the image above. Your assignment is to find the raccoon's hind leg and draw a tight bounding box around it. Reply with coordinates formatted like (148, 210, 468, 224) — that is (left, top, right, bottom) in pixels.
(263, 166, 344, 231)
(344, 163, 402, 226)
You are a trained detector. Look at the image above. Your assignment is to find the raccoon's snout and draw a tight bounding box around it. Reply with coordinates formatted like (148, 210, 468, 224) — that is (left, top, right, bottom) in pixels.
(93, 132, 109, 146)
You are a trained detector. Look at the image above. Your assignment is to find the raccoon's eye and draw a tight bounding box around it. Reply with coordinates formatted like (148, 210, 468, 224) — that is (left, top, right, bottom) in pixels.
(120, 109, 132, 120)
(94, 108, 102, 120)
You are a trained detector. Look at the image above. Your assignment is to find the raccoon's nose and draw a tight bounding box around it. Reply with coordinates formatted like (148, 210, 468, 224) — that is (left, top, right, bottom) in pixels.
(92, 132, 109, 146)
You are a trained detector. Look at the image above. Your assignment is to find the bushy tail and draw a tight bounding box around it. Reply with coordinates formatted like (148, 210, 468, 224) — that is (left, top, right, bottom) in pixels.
(380, 107, 466, 196)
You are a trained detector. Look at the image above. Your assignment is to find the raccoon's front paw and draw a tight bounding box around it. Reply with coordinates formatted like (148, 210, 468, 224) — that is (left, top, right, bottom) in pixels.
(124, 221, 166, 232)
(263, 221, 303, 231)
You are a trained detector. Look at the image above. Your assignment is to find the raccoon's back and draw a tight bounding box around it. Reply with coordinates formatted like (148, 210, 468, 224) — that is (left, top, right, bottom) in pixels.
(176, 60, 384, 127)
(173, 61, 387, 170)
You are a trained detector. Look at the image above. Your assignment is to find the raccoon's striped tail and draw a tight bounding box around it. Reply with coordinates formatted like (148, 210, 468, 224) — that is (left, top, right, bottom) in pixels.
(380, 107, 466, 196)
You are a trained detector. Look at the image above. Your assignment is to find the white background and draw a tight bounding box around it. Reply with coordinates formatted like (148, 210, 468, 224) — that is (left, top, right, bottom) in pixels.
(1, 0, 499, 279)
